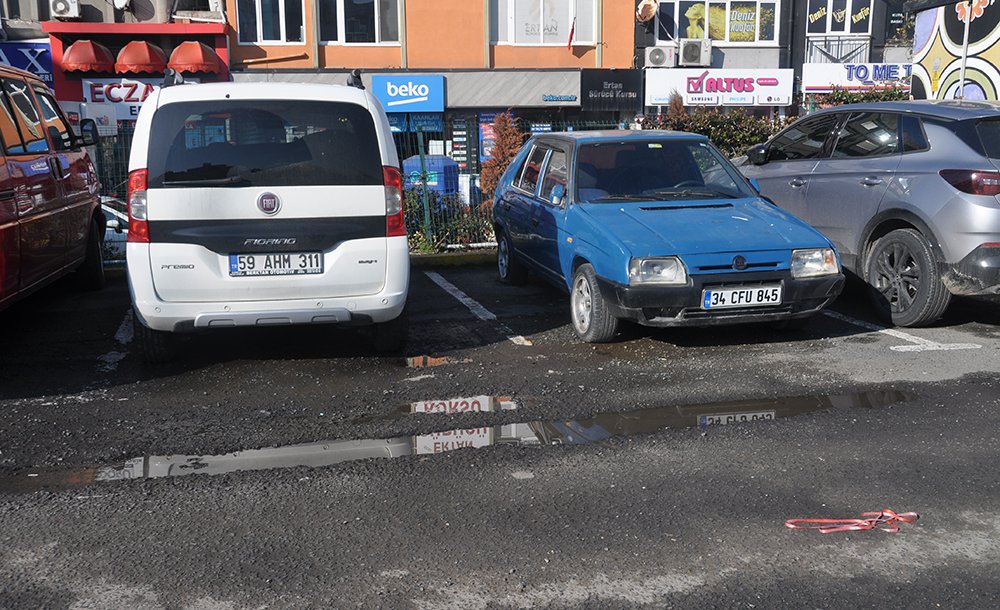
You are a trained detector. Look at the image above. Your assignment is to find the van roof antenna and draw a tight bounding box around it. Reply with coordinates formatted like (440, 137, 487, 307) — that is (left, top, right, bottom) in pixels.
(347, 69, 365, 90)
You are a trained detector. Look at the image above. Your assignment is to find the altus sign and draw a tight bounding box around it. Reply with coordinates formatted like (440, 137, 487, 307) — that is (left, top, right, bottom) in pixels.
(372, 75, 445, 113)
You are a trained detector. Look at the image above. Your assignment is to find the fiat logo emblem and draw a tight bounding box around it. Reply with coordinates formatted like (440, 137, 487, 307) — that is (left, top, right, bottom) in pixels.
(257, 192, 281, 215)
(732, 255, 748, 271)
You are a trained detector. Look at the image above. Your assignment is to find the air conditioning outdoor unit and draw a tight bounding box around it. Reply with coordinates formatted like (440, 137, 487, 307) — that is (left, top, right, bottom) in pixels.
(50, 0, 81, 19)
(678, 38, 712, 67)
(644, 45, 677, 68)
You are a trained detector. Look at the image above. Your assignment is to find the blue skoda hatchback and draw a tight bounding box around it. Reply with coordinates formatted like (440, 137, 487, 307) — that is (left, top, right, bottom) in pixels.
(492, 131, 846, 342)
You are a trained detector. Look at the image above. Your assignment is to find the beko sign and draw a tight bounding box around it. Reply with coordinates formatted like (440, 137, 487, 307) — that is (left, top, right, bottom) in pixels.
(372, 75, 445, 113)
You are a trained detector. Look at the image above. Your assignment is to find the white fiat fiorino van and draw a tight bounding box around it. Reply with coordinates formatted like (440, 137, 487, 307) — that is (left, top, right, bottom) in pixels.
(126, 82, 409, 362)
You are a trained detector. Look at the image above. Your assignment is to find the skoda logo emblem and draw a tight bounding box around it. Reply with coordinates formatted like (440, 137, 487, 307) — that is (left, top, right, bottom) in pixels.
(732, 255, 748, 271)
(257, 192, 281, 215)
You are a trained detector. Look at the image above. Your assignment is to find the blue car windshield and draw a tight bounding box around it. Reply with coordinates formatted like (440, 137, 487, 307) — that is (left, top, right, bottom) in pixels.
(574, 139, 754, 203)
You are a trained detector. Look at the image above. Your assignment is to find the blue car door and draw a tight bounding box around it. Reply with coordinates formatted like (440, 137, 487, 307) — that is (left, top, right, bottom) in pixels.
(507, 144, 549, 266)
(532, 146, 570, 281)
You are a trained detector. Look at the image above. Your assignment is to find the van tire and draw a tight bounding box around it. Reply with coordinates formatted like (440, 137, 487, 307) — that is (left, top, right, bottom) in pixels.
(76, 218, 105, 291)
(134, 310, 179, 364)
(374, 310, 408, 354)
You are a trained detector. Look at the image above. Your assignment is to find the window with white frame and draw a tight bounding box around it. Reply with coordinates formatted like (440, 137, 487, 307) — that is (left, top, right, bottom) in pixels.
(237, 0, 304, 43)
(492, 0, 596, 46)
(319, 0, 399, 44)
(655, 1, 778, 45)
(806, 0, 873, 36)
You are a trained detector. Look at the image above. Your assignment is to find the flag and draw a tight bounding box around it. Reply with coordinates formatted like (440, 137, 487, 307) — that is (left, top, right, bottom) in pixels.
(567, 18, 576, 50)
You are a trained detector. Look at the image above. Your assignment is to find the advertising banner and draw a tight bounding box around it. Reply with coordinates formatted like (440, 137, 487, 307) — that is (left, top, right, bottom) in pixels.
(0, 42, 53, 83)
(581, 69, 643, 112)
(82, 78, 174, 121)
(371, 74, 445, 113)
(645, 68, 794, 107)
(802, 63, 913, 93)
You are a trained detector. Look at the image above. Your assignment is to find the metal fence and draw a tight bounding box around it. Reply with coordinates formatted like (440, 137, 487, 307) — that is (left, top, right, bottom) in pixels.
(92, 118, 623, 252)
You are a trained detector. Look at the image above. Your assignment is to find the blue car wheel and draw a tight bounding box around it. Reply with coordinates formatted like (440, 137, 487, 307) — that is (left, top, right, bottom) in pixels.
(571, 264, 618, 343)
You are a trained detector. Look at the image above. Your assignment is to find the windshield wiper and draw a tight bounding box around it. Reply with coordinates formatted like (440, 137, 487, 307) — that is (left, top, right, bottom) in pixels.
(162, 175, 246, 186)
(644, 188, 738, 199)
(591, 194, 658, 202)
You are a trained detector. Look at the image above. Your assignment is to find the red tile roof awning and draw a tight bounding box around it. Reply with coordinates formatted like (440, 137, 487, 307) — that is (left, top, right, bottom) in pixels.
(168, 41, 224, 74)
(61, 40, 115, 73)
(115, 41, 167, 74)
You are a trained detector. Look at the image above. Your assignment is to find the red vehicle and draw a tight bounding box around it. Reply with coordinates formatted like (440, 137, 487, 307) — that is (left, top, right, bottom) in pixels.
(0, 65, 103, 311)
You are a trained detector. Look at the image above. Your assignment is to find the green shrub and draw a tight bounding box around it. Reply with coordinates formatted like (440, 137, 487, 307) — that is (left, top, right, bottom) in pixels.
(644, 107, 789, 158)
(404, 188, 494, 253)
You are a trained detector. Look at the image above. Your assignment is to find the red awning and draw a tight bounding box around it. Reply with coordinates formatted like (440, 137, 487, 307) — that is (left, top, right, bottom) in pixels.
(115, 41, 167, 74)
(61, 40, 115, 73)
(167, 41, 224, 74)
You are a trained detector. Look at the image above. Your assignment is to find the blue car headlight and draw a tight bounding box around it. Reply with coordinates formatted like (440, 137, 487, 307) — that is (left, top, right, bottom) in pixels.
(791, 248, 839, 278)
(628, 257, 688, 286)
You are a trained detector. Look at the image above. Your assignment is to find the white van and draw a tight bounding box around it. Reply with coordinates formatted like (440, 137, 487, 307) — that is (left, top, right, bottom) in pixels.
(126, 82, 409, 362)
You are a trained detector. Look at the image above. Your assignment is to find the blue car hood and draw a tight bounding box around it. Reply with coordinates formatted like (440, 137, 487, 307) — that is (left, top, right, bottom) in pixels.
(577, 198, 826, 256)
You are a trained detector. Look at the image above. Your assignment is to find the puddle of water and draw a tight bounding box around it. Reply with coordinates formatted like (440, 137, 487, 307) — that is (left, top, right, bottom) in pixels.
(1, 390, 909, 494)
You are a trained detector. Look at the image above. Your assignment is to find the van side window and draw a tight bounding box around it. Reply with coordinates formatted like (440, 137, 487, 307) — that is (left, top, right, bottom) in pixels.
(33, 87, 73, 152)
(2, 79, 48, 153)
(0, 89, 25, 155)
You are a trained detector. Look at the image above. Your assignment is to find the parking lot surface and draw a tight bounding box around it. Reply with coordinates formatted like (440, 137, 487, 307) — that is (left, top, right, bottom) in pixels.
(1, 263, 998, 608)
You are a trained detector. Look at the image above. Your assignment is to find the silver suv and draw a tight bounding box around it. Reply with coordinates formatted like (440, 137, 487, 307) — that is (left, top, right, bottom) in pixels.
(737, 100, 1000, 327)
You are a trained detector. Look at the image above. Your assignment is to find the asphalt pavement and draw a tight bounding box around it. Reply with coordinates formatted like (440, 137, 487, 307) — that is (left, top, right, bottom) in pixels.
(1, 262, 998, 609)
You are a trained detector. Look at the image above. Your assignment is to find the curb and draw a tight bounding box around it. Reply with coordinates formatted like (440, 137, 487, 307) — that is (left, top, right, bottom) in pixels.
(411, 249, 496, 268)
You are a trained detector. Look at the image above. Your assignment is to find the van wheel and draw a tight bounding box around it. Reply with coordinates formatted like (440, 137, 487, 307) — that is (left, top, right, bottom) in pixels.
(864, 229, 951, 327)
(76, 218, 105, 291)
(497, 229, 527, 285)
(570, 264, 618, 343)
(134, 310, 179, 364)
(374, 310, 408, 354)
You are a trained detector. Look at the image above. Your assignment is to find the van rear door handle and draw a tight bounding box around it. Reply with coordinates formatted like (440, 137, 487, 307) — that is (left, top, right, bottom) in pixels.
(789, 178, 807, 188)
(861, 177, 883, 186)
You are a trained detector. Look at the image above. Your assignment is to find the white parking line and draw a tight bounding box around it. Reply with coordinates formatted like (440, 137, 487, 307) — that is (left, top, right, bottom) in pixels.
(424, 271, 532, 346)
(98, 310, 135, 373)
(823, 310, 982, 352)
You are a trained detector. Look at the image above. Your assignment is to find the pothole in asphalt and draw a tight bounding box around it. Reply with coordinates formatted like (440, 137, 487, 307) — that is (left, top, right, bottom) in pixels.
(1, 389, 909, 494)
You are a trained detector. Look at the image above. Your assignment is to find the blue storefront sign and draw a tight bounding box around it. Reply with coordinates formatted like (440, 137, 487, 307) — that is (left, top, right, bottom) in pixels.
(386, 113, 407, 132)
(372, 74, 445, 113)
(409, 112, 443, 132)
(0, 42, 53, 83)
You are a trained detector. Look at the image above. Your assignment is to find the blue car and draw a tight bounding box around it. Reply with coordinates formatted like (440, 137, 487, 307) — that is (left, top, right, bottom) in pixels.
(492, 131, 846, 342)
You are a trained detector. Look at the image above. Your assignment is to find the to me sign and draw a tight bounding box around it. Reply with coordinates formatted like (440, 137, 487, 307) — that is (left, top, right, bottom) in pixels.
(371, 74, 445, 113)
(646, 68, 794, 107)
(802, 63, 913, 93)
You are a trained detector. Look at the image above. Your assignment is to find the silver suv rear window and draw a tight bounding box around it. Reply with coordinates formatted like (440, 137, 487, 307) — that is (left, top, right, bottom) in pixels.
(147, 100, 383, 188)
(976, 119, 1000, 159)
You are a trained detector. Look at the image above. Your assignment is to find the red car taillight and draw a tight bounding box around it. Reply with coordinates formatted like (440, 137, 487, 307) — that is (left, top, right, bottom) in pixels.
(384, 165, 406, 237)
(939, 169, 1000, 196)
(127, 168, 150, 243)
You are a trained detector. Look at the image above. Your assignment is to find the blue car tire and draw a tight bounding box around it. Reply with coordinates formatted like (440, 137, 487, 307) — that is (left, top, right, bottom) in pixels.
(497, 229, 527, 285)
(571, 263, 619, 343)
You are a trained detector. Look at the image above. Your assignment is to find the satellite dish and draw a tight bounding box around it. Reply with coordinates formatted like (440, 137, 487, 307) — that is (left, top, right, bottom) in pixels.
(113, 0, 131, 10)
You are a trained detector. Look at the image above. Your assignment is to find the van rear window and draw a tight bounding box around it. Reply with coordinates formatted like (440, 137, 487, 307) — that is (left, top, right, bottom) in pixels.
(976, 119, 1000, 159)
(147, 100, 383, 188)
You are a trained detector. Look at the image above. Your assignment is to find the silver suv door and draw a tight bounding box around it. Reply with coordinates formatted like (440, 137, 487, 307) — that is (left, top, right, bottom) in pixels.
(806, 112, 902, 268)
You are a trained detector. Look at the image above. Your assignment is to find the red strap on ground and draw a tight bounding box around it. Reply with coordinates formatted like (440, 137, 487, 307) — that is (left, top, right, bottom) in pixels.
(785, 509, 919, 533)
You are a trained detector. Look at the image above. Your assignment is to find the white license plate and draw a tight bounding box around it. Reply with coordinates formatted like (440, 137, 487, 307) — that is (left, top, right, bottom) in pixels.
(702, 285, 782, 309)
(698, 411, 775, 426)
(229, 252, 323, 277)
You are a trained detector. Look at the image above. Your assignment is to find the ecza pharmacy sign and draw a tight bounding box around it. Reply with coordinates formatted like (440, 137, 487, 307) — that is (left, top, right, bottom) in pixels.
(372, 75, 445, 113)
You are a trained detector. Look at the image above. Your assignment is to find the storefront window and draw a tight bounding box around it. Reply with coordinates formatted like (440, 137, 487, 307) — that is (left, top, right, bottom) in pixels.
(318, 0, 399, 43)
(655, 1, 778, 44)
(806, 0, 872, 36)
(236, 0, 305, 43)
(494, 0, 596, 45)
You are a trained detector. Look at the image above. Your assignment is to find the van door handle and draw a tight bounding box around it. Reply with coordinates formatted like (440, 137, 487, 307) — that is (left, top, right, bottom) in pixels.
(861, 176, 883, 186)
(789, 178, 807, 188)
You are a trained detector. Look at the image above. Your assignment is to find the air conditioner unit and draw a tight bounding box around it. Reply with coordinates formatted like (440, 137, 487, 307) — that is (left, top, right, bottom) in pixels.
(678, 39, 712, 67)
(644, 45, 677, 68)
(50, 0, 80, 19)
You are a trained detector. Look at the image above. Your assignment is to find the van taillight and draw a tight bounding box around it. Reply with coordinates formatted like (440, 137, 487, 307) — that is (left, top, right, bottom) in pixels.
(939, 169, 1000, 196)
(127, 168, 150, 243)
(384, 165, 406, 237)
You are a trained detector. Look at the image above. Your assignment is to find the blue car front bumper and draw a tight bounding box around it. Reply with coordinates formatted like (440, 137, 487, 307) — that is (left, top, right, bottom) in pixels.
(596, 269, 845, 327)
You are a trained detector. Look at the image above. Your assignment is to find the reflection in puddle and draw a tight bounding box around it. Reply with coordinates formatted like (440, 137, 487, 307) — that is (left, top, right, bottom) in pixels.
(3, 390, 909, 493)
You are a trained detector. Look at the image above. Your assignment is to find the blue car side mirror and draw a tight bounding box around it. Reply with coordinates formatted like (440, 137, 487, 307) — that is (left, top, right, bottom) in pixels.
(748, 178, 761, 193)
(551, 183, 566, 206)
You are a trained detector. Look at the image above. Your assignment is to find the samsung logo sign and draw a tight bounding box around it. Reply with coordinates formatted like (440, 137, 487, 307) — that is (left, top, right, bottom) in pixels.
(372, 75, 445, 113)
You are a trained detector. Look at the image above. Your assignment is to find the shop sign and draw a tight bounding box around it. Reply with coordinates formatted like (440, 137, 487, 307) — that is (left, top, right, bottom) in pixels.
(408, 112, 443, 132)
(0, 42, 53, 82)
(646, 68, 793, 107)
(83, 78, 172, 121)
(542, 94, 578, 103)
(479, 111, 497, 164)
(372, 74, 445, 113)
(386, 113, 407, 133)
(581, 69, 642, 112)
(802, 63, 913, 93)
